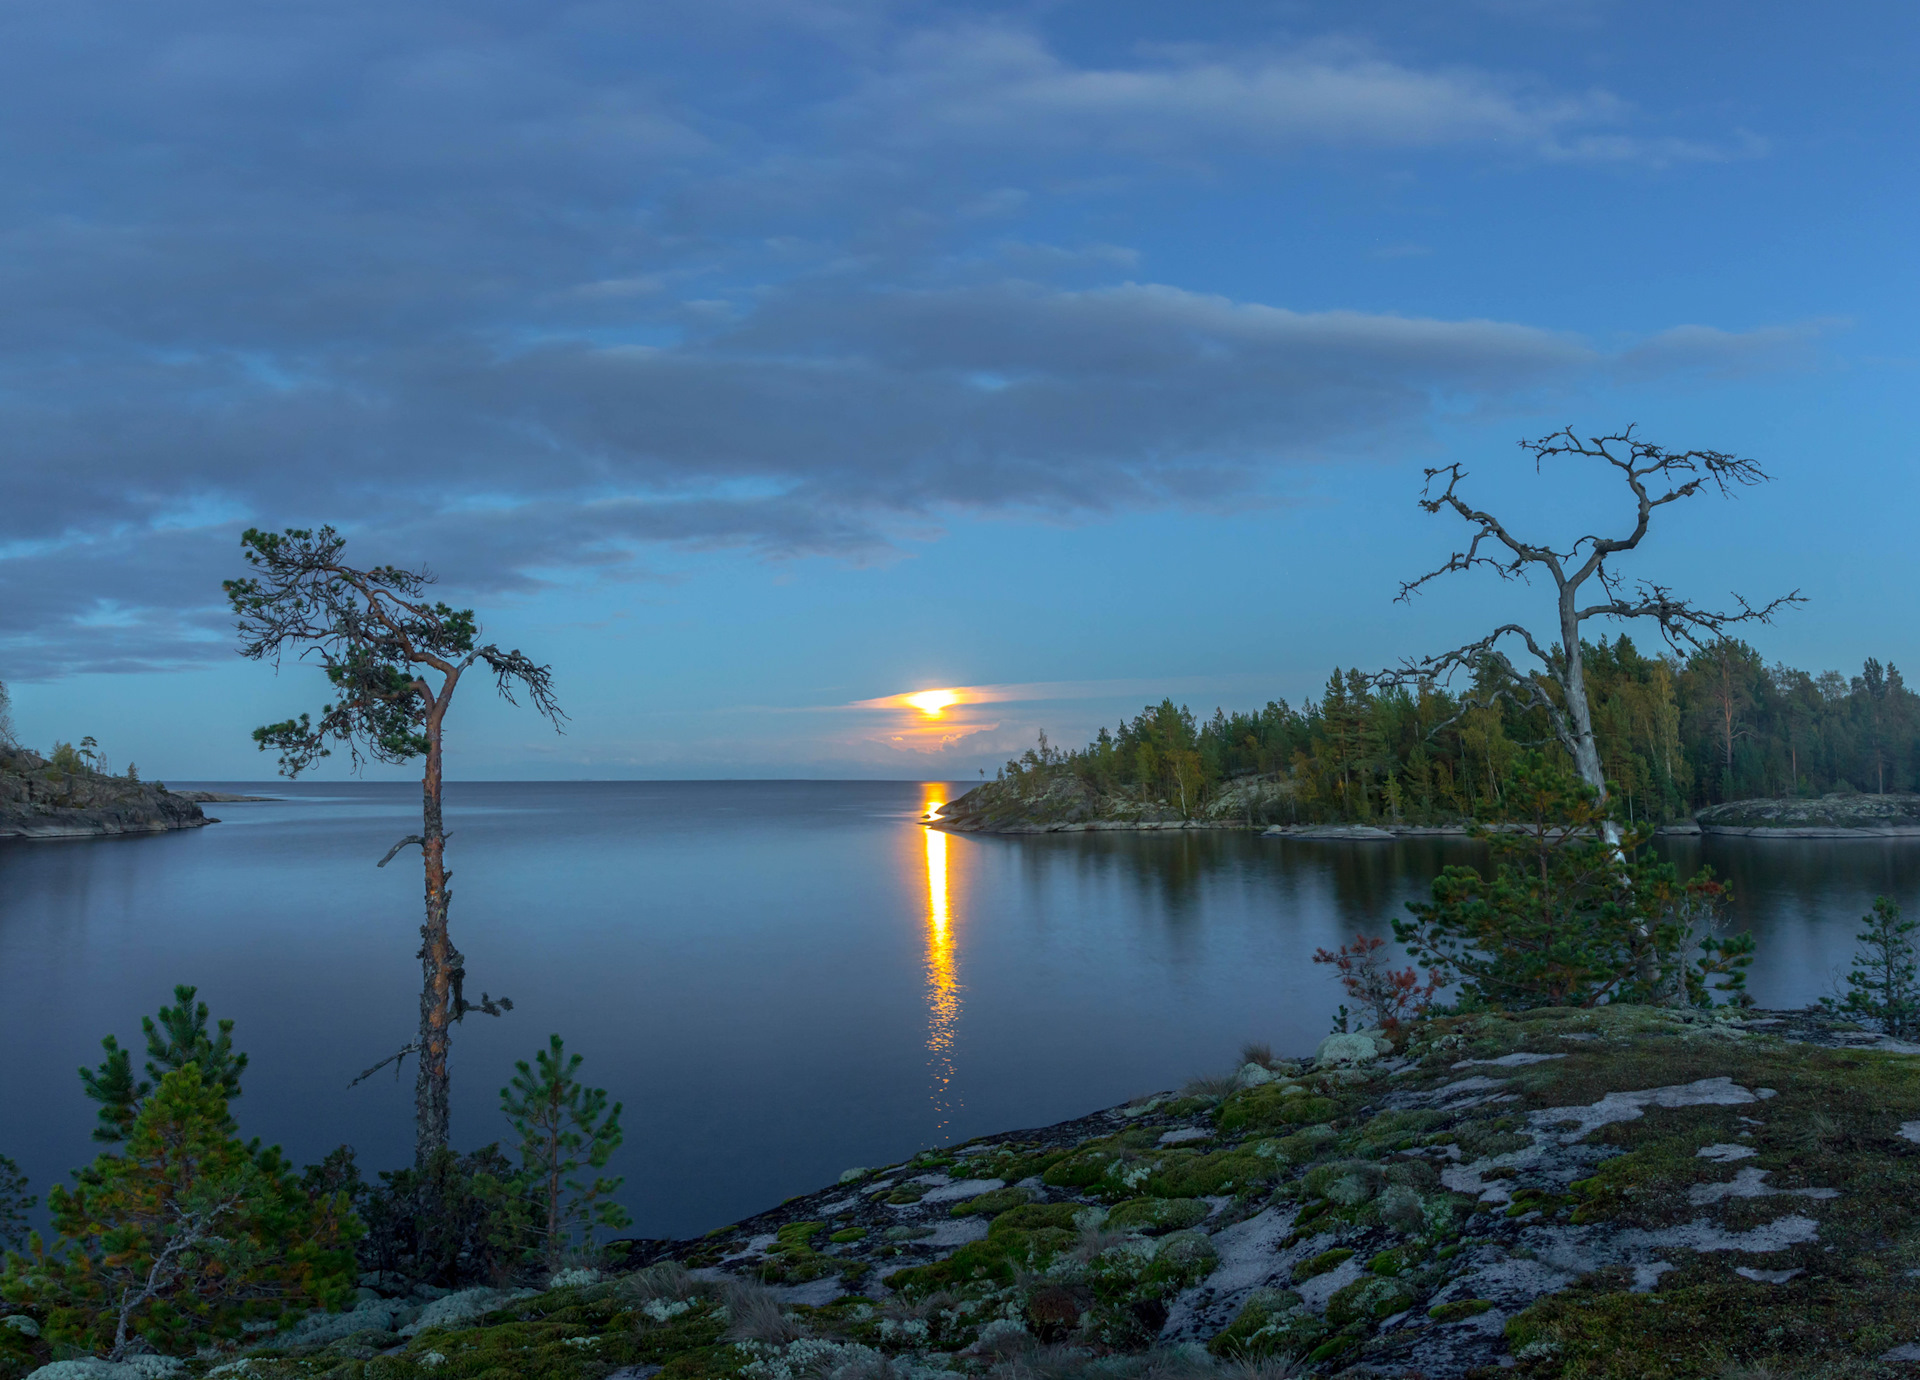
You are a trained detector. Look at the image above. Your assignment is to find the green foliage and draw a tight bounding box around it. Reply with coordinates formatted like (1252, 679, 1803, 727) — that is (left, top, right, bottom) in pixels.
(225, 525, 559, 776)
(1825, 896, 1919, 1037)
(0, 1157, 33, 1253)
(45, 742, 85, 774)
(947, 1185, 1029, 1218)
(1396, 756, 1753, 1011)
(0, 1065, 357, 1360)
(359, 1145, 531, 1290)
(78, 984, 249, 1144)
(500, 1035, 629, 1270)
(989, 636, 1920, 823)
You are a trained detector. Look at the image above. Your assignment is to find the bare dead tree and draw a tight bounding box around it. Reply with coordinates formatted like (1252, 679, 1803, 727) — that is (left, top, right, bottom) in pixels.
(225, 526, 564, 1164)
(1380, 426, 1802, 823)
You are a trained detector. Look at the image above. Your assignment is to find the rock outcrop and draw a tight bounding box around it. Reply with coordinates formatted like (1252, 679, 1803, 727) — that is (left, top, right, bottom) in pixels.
(932, 774, 1293, 834)
(0, 744, 210, 839)
(7, 1005, 1918, 1378)
(1695, 791, 1920, 836)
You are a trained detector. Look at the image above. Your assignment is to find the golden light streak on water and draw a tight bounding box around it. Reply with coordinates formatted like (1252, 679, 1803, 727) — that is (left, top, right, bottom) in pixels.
(922, 789, 962, 1139)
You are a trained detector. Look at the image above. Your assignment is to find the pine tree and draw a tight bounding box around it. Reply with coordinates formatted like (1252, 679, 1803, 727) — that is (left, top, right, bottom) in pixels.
(499, 1036, 629, 1271)
(1396, 755, 1753, 1010)
(79, 985, 248, 1143)
(1, 1065, 357, 1359)
(1828, 896, 1919, 1037)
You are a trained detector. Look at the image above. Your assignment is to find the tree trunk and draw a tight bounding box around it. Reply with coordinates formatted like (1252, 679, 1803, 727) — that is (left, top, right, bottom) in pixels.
(414, 703, 454, 1165)
(1556, 592, 1608, 805)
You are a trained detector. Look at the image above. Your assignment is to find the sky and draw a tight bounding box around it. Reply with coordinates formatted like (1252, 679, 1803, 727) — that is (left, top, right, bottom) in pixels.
(1, 0, 1915, 780)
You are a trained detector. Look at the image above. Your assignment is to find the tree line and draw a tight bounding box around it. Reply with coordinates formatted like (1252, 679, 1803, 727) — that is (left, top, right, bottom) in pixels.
(1000, 636, 1920, 825)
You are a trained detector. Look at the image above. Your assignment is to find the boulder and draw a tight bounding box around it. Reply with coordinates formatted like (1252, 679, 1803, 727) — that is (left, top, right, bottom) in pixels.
(1314, 1030, 1391, 1066)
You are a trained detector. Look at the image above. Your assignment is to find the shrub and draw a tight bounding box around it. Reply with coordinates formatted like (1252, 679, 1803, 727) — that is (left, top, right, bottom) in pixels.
(1396, 756, 1752, 1010)
(1311, 936, 1441, 1032)
(0, 1065, 357, 1359)
(359, 1144, 532, 1289)
(1825, 896, 1918, 1037)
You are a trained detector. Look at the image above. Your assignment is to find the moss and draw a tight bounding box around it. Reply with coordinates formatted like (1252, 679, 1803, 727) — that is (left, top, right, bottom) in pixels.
(1275, 1124, 1340, 1164)
(365, 1293, 730, 1380)
(1084, 1232, 1219, 1347)
(1216, 1085, 1342, 1135)
(948, 1186, 1030, 1218)
(1141, 1148, 1283, 1200)
(757, 1220, 836, 1284)
(1355, 1109, 1449, 1151)
(1207, 1289, 1319, 1359)
(1503, 1263, 1916, 1377)
(1324, 1276, 1415, 1328)
(988, 1202, 1083, 1236)
(828, 1227, 867, 1243)
(1105, 1197, 1210, 1235)
(1367, 1242, 1429, 1275)
(1291, 1247, 1354, 1283)
(1302, 1159, 1383, 1206)
(1428, 1298, 1493, 1322)
(885, 1224, 1076, 1295)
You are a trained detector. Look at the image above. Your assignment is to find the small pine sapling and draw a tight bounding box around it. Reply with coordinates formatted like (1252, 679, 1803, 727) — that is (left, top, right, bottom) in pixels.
(0, 1155, 34, 1253)
(500, 1035, 630, 1271)
(1824, 896, 1919, 1037)
(79, 985, 248, 1143)
(1312, 935, 1443, 1032)
(0, 1066, 357, 1359)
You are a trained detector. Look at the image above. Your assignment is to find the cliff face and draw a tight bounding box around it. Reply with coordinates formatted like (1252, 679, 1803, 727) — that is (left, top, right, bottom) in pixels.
(1696, 792, 1920, 836)
(0, 744, 210, 839)
(932, 773, 1293, 833)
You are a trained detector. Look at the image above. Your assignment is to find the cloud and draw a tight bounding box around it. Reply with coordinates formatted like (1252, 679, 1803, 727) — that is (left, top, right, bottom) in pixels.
(836, 27, 1750, 166)
(0, 2, 1794, 680)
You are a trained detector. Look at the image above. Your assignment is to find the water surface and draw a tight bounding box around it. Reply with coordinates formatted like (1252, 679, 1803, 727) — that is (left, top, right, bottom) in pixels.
(0, 781, 1908, 1239)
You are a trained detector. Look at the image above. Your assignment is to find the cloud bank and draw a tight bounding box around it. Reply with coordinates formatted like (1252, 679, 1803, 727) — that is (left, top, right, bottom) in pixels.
(0, 1, 1792, 679)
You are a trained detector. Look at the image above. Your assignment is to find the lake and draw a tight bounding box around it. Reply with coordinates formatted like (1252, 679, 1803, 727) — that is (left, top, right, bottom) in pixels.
(2, 780, 1915, 1241)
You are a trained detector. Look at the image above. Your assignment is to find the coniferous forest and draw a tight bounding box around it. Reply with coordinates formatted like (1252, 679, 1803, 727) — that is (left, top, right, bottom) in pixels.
(998, 637, 1920, 824)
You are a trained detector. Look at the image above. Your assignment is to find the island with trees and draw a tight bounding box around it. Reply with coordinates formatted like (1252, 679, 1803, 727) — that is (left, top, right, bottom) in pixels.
(940, 430, 1915, 838)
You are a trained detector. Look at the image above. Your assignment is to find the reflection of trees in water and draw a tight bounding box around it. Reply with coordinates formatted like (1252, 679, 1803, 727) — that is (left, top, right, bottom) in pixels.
(983, 828, 1920, 1011)
(1004, 833, 1493, 948)
(1673, 839, 1920, 933)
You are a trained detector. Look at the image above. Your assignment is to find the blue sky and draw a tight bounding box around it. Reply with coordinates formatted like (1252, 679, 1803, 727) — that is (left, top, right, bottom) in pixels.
(2, 0, 1915, 779)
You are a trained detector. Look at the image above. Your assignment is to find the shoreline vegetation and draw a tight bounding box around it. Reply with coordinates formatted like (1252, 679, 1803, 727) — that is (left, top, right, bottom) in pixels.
(931, 639, 1920, 838)
(0, 744, 212, 841)
(11, 1002, 1920, 1380)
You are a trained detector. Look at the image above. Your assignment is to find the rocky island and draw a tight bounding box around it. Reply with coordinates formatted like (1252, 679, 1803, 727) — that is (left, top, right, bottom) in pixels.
(0, 744, 212, 839)
(935, 773, 1920, 843)
(13, 1004, 1917, 1380)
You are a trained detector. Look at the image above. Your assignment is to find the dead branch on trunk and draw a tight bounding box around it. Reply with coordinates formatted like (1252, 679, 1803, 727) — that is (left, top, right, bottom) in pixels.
(226, 525, 564, 1163)
(1376, 426, 1801, 801)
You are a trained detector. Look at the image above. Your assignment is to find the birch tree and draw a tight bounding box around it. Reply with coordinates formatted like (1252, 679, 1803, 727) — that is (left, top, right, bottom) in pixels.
(1380, 427, 1801, 820)
(225, 526, 564, 1162)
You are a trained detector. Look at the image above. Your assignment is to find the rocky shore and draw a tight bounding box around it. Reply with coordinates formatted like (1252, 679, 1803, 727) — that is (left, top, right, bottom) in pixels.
(14, 1004, 1916, 1380)
(0, 745, 211, 839)
(1694, 792, 1920, 837)
(936, 775, 1920, 842)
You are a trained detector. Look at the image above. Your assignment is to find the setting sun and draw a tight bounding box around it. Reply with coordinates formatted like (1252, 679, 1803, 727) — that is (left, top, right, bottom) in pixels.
(907, 690, 959, 717)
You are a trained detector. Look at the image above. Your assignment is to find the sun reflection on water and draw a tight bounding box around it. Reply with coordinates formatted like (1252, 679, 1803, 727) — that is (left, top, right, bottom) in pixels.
(922, 791, 962, 1139)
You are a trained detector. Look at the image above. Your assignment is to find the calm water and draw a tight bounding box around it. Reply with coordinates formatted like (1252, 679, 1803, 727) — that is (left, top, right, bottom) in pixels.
(3, 780, 1916, 1240)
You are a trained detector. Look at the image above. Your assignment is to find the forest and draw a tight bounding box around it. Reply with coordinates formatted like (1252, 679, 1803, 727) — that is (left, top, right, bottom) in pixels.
(998, 637, 1920, 825)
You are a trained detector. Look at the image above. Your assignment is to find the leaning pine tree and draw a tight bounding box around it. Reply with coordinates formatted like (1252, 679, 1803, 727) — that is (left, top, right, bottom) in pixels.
(225, 527, 564, 1163)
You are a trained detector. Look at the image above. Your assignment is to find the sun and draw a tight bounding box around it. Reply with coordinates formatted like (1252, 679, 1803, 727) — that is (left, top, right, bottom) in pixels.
(907, 689, 960, 717)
